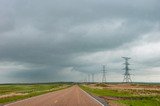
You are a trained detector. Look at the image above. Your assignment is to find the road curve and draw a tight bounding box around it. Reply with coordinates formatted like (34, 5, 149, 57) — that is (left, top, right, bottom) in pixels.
(5, 85, 103, 106)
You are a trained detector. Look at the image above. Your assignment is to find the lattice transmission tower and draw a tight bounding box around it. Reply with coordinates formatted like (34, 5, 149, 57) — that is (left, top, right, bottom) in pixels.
(102, 65, 107, 83)
(122, 57, 132, 83)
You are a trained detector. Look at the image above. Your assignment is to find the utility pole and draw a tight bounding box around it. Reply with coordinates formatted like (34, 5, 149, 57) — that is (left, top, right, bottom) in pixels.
(102, 65, 107, 83)
(122, 57, 132, 83)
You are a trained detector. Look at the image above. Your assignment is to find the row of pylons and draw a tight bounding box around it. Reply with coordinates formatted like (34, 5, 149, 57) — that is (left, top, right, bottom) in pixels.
(84, 57, 132, 83)
(102, 57, 132, 83)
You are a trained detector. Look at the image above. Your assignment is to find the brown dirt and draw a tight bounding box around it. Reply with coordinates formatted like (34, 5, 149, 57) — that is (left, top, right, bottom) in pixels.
(89, 83, 160, 106)
(89, 84, 160, 96)
(105, 84, 160, 90)
(90, 83, 160, 89)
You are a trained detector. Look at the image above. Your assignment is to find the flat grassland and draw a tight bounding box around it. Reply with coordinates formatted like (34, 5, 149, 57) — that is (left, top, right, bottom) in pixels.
(0, 83, 71, 105)
(80, 83, 160, 106)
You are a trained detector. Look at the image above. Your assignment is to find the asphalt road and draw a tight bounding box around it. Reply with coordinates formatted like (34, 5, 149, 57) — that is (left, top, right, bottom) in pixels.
(5, 85, 103, 106)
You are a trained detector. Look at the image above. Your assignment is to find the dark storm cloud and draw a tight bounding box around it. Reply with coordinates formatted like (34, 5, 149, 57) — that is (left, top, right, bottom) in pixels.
(0, 0, 160, 82)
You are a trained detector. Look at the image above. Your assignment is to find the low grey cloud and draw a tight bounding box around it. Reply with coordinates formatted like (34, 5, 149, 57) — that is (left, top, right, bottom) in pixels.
(0, 0, 160, 83)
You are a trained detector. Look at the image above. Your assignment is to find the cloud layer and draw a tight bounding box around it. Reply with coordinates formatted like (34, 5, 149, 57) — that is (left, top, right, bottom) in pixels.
(0, 0, 160, 83)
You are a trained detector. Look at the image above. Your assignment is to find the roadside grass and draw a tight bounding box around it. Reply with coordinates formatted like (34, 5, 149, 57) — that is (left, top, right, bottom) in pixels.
(0, 83, 71, 104)
(80, 85, 160, 106)
(80, 85, 135, 97)
(115, 97, 160, 106)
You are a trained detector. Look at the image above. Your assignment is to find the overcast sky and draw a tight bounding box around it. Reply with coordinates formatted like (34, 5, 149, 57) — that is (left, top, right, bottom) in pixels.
(0, 0, 160, 83)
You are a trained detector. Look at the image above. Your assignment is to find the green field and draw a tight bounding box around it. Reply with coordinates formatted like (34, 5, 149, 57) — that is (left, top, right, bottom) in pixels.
(80, 84, 160, 106)
(0, 83, 71, 104)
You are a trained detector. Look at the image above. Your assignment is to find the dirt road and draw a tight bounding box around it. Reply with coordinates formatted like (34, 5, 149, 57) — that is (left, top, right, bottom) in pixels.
(5, 85, 103, 106)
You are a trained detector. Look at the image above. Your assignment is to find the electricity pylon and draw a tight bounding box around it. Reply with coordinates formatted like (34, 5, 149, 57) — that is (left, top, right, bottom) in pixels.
(122, 57, 132, 83)
(102, 65, 107, 83)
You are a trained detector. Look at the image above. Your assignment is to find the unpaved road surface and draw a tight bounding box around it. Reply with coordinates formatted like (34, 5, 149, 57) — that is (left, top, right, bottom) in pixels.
(5, 85, 103, 106)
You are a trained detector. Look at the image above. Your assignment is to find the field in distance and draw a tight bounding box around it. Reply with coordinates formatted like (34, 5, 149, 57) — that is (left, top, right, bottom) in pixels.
(0, 83, 71, 105)
(80, 83, 160, 106)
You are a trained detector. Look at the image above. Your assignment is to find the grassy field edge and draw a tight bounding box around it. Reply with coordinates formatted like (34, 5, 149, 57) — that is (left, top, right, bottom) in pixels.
(79, 84, 160, 106)
(0, 84, 72, 104)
